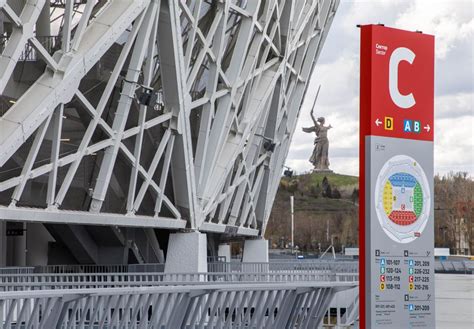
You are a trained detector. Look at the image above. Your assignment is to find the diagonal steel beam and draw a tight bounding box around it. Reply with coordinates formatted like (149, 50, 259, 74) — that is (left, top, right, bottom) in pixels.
(90, 0, 159, 212)
(0, 0, 149, 167)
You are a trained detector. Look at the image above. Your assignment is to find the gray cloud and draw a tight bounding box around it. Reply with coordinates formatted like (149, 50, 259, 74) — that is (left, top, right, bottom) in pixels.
(287, 0, 474, 177)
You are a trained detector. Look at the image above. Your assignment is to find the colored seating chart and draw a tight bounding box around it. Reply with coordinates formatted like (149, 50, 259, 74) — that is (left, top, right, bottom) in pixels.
(375, 155, 431, 243)
(382, 173, 423, 225)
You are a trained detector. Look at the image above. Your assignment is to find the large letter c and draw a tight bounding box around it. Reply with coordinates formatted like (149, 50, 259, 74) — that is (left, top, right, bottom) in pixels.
(389, 47, 416, 109)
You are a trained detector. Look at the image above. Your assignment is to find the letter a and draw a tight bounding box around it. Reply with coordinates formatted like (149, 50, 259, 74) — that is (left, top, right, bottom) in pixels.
(404, 120, 412, 132)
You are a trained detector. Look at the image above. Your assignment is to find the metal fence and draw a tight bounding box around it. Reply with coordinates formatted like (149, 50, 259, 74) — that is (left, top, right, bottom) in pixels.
(0, 261, 360, 328)
(0, 282, 355, 329)
(0, 267, 35, 275)
(3, 259, 471, 328)
(207, 261, 359, 274)
(206, 259, 473, 275)
(1, 260, 359, 275)
(0, 271, 358, 292)
(434, 260, 474, 274)
(32, 263, 166, 274)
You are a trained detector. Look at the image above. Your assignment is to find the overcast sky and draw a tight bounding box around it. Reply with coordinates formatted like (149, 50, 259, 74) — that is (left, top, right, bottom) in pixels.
(286, 0, 474, 177)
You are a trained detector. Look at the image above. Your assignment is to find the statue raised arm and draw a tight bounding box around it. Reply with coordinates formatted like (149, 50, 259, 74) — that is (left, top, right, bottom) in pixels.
(310, 108, 318, 127)
(302, 115, 332, 172)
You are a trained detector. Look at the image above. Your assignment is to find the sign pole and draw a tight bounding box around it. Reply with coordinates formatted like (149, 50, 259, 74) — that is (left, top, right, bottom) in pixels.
(359, 25, 435, 328)
(290, 195, 294, 254)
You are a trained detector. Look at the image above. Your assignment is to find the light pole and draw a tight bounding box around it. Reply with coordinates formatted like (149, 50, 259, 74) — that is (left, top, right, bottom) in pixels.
(290, 195, 294, 254)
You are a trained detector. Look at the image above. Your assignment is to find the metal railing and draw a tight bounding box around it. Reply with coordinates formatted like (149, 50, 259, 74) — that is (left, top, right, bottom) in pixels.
(0, 261, 360, 328)
(0, 271, 358, 292)
(435, 260, 474, 274)
(0, 267, 35, 275)
(31, 260, 472, 275)
(32, 263, 165, 274)
(207, 260, 359, 274)
(1, 260, 359, 275)
(0, 282, 355, 329)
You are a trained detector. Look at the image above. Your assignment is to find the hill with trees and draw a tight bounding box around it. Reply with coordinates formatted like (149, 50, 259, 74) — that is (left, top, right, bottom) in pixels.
(265, 171, 473, 255)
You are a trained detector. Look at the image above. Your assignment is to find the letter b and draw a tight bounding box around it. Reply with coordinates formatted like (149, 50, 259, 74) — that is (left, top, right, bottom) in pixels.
(414, 121, 420, 133)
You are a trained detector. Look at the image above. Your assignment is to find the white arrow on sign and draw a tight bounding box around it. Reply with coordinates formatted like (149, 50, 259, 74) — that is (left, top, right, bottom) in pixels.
(424, 124, 430, 132)
(375, 118, 382, 127)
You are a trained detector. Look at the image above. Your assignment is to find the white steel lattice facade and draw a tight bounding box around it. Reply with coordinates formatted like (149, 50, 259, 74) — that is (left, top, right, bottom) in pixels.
(0, 0, 338, 263)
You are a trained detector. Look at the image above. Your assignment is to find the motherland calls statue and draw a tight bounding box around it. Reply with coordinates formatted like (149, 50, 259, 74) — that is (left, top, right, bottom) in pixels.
(302, 87, 332, 172)
(302, 110, 332, 171)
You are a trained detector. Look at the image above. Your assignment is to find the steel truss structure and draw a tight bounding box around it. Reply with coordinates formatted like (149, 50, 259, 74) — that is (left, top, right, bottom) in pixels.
(0, 282, 354, 329)
(0, 261, 360, 328)
(0, 0, 338, 261)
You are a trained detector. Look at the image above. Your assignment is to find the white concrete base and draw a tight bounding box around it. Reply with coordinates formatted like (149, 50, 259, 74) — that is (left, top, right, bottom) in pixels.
(218, 243, 231, 262)
(164, 232, 207, 273)
(242, 239, 268, 262)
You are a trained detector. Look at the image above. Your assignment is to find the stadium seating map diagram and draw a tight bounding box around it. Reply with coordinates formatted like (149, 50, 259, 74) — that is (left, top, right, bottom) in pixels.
(374, 155, 431, 243)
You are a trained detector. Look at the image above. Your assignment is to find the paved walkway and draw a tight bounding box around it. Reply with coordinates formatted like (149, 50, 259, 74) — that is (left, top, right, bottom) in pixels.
(436, 274, 474, 329)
